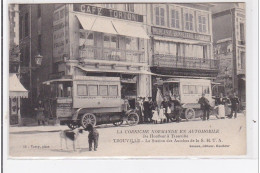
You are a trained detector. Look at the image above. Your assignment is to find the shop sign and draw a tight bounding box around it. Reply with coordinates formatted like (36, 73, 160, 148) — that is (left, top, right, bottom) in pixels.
(152, 27, 211, 42)
(73, 4, 143, 22)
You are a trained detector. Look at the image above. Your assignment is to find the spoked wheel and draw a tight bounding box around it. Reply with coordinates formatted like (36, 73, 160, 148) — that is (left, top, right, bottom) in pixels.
(67, 122, 80, 130)
(113, 120, 124, 126)
(81, 113, 96, 129)
(126, 112, 139, 126)
(185, 108, 195, 121)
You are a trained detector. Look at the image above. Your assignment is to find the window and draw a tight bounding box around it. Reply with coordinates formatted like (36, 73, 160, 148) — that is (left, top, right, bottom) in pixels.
(169, 42, 177, 55)
(104, 4, 116, 9)
(19, 16, 23, 39)
(24, 13, 29, 37)
(86, 32, 94, 46)
(38, 34, 42, 54)
(125, 4, 134, 12)
(203, 45, 208, 59)
(202, 86, 209, 94)
(183, 85, 189, 94)
(103, 34, 118, 48)
(99, 85, 108, 96)
(240, 52, 245, 69)
(198, 14, 207, 33)
(155, 6, 165, 26)
(37, 4, 41, 18)
(88, 85, 98, 96)
(189, 85, 196, 94)
(77, 85, 87, 96)
(126, 37, 138, 50)
(184, 10, 194, 31)
(196, 86, 203, 94)
(109, 85, 118, 96)
(240, 23, 245, 42)
(170, 8, 180, 29)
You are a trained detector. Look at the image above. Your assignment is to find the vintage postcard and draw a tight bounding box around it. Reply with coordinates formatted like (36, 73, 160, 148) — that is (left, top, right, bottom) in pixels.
(8, 2, 248, 158)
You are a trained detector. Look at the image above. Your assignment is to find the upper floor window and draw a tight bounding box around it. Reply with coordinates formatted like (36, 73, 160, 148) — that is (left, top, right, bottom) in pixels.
(197, 13, 208, 33)
(184, 9, 194, 31)
(104, 34, 118, 49)
(240, 23, 245, 42)
(104, 4, 116, 9)
(125, 4, 134, 12)
(170, 6, 181, 29)
(24, 13, 29, 37)
(155, 6, 166, 26)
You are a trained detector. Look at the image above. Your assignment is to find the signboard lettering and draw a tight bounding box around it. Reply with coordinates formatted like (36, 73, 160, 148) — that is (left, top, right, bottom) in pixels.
(152, 27, 211, 42)
(73, 4, 143, 22)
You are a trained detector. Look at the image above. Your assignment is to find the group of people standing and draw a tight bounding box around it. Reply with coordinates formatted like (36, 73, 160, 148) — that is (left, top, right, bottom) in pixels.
(135, 95, 182, 124)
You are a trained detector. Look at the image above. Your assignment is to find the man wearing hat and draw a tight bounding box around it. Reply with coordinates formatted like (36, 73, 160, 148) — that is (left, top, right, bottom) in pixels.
(198, 93, 211, 121)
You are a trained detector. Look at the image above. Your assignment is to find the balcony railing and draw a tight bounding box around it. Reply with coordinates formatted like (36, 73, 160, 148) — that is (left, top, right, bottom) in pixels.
(153, 54, 219, 70)
(79, 46, 146, 63)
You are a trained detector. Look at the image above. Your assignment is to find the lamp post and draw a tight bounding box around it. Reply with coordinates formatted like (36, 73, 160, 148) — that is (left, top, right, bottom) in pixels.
(224, 67, 229, 96)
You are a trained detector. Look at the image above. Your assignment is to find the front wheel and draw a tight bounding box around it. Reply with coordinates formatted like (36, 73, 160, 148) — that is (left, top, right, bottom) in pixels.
(185, 108, 195, 120)
(81, 113, 96, 128)
(126, 112, 139, 126)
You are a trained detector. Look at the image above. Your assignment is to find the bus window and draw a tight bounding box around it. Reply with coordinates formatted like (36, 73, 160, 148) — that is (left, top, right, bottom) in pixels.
(183, 85, 189, 94)
(88, 85, 98, 96)
(203, 86, 209, 94)
(99, 85, 108, 96)
(189, 85, 196, 94)
(109, 85, 118, 96)
(77, 84, 87, 96)
(58, 84, 63, 97)
(196, 85, 202, 94)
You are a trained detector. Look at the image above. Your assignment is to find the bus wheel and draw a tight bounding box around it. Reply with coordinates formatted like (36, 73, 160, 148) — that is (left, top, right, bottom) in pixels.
(67, 122, 80, 130)
(81, 113, 96, 128)
(126, 112, 139, 126)
(185, 108, 195, 120)
(113, 120, 123, 126)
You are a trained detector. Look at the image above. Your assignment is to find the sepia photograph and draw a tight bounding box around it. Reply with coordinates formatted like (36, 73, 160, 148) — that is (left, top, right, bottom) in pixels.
(7, 2, 248, 157)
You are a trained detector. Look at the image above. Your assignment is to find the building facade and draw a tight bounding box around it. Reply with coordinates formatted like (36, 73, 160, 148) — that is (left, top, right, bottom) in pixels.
(212, 3, 245, 106)
(146, 3, 218, 99)
(18, 4, 54, 117)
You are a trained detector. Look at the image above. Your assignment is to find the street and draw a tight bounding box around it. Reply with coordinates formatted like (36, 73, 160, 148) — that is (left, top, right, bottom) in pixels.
(9, 113, 246, 157)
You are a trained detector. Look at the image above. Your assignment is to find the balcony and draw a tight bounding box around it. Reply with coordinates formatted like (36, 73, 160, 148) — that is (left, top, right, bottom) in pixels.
(79, 46, 146, 64)
(153, 54, 219, 70)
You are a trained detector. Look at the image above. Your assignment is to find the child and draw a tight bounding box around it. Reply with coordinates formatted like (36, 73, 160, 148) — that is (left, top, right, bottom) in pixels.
(159, 105, 167, 123)
(152, 106, 159, 124)
(85, 124, 99, 151)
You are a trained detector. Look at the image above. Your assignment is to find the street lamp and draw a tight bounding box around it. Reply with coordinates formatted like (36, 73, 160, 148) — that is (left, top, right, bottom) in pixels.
(35, 54, 43, 66)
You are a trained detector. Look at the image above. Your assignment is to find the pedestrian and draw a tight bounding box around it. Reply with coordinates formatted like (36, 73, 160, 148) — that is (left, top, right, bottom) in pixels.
(143, 97, 150, 123)
(148, 97, 154, 122)
(198, 93, 211, 121)
(217, 93, 225, 119)
(35, 100, 45, 125)
(136, 97, 144, 123)
(152, 106, 159, 124)
(161, 97, 170, 123)
(172, 94, 182, 123)
(229, 92, 240, 119)
(159, 105, 166, 123)
(85, 124, 99, 151)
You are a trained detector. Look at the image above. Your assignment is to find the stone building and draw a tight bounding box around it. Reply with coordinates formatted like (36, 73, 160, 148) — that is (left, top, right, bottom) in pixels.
(212, 3, 246, 107)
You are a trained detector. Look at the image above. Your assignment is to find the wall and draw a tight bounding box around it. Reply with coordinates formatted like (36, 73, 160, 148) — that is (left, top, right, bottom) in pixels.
(212, 12, 232, 43)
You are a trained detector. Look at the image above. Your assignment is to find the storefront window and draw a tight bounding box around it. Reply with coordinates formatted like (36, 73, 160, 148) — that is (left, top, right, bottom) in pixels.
(86, 32, 94, 46)
(111, 36, 117, 48)
(77, 85, 87, 96)
(126, 37, 138, 51)
(99, 85, 108, 96)
(104, 35, 110, 48)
